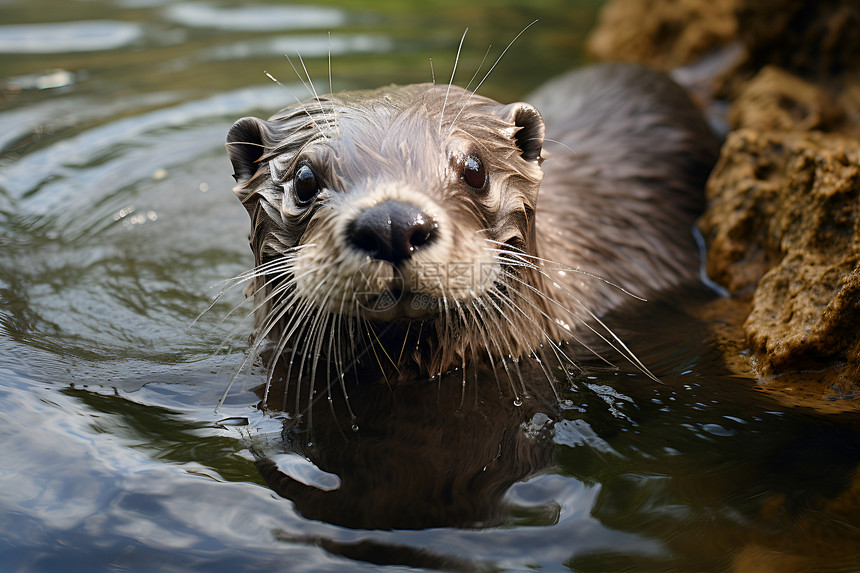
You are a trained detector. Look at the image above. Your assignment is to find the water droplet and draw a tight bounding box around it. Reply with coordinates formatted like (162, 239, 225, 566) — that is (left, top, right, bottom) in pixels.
(351, 424, 359, 432)
(113, 205, 135, 221)
(513, 397, 522, 407)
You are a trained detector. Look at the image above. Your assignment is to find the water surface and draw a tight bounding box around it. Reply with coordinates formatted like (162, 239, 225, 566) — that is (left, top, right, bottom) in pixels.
(3, 1, 860, 572)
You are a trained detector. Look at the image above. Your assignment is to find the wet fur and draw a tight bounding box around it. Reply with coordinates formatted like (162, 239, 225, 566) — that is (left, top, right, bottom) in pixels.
(224, 62, 719, 408)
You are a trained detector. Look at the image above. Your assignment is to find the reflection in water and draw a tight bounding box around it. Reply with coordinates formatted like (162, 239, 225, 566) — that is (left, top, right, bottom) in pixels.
(559, 292, 860, 572)
(225, 287, 860, 570)
(250, 363, 558, 530)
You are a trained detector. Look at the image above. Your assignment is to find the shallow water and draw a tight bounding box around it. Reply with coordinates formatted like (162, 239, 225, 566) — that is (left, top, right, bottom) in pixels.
(3, 1, 860, 572)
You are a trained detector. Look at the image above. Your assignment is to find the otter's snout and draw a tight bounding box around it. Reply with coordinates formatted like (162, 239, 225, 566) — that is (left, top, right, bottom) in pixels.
(347, 201, 437, 265)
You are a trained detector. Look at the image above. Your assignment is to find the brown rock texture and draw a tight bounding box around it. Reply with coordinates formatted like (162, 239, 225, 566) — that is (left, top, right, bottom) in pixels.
(587, 0, 860, 85)
(587, 0, 738, 71)
(735, 0, 860, 78)
(588, 0, 860, 406)
(699, 130, 860, 396)
(728, 66, 845, 133)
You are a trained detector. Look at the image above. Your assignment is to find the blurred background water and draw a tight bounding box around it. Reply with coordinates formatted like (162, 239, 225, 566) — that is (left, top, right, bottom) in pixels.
(2, 1, 860, 571)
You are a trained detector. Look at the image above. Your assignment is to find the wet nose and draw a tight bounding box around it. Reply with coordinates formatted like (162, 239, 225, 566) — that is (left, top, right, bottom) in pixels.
(347, 201, 437, 265)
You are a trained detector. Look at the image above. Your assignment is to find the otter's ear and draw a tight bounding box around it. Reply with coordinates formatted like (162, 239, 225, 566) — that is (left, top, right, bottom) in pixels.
(500, 103, 544, 163)
(226, 117, 274, 184)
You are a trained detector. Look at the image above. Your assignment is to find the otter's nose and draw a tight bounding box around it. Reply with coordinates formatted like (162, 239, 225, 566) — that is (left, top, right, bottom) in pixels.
(347, 201, 437, 265)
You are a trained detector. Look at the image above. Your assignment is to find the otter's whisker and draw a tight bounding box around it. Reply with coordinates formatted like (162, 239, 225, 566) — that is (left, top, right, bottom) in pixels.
(258, 266, 338, 390)
(217, 266, 296, 330)
(541, 137, 577, 155)
(306, 311, 333, 422)
(459, 352, 467, 411)
(264, 70, 287, 89)
(488, 241, 655, 379)
(282, 307, 312, 412)
(485, 279, 572, 397)
(287, 290, 333, 424)
(326, 33, 342, 133)
(485, 280, 567, 385)
(327, 275, 356, 424)
(448, 19, 538, 134)
(467, 298, 521, 402)
(461, 43, 493, 95)
(464, 297, 504, 396)
(484, 240, 647, 302)
(193, 253, 304, 328)
(433, 276, 457, 378)
(366, 319, 400, 374)
(439, 27, 469, 137)
(327, 32, 334, 96)
(249, 279, 301, 341)
(284, 53, 334, 127)
(473, 288, 533, 398)
(397, 319, 411, 367)
(215, 276, 300, 405)
(333, 317, 359, 430)
(296, 51, 335, 126)
(290, 95, 330, 141)
(218, 283, 302, 409)
(363, 320, 393, 388)
(261, 294, 311, 407)
(264, 67, 331, 141)
(505, 270, 659, 382)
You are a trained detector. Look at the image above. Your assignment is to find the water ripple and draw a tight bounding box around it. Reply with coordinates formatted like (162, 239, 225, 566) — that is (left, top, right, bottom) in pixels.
(0, 21, 143, 54)
(165, 2, 346, 31)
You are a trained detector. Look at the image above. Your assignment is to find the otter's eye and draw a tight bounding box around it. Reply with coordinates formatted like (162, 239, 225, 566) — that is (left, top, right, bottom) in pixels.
(293, 163, 319, 204)
(462, 154, 487, 191)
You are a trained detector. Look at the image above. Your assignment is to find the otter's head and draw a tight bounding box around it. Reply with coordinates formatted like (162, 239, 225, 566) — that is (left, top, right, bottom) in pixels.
(227, 84, 551, 382)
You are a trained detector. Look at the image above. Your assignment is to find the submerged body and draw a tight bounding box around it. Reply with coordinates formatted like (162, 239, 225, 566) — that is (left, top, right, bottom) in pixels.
(226, 62, 719, 393)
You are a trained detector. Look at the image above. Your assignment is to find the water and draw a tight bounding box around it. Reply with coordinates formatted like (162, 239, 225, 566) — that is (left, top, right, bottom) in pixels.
(2, 1, 860, 571)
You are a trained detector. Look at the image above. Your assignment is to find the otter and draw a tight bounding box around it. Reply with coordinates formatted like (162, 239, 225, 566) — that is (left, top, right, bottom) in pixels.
(225, 62, 719, 404)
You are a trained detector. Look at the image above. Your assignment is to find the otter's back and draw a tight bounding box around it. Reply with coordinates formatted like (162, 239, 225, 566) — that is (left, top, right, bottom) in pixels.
(529, 63, 719, 312)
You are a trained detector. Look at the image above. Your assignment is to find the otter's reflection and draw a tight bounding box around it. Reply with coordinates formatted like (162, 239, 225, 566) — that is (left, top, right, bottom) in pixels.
(251, 363, 558, 530)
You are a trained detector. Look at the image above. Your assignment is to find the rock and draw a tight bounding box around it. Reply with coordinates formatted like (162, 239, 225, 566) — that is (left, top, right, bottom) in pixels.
(700, 129, 860, 399)
(735, 0, 860, 78)
(589, 0, 860, 408)
(586, 0, 737, 71)
(728, 66, 845, 133)
(588, 0, 860, 86)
